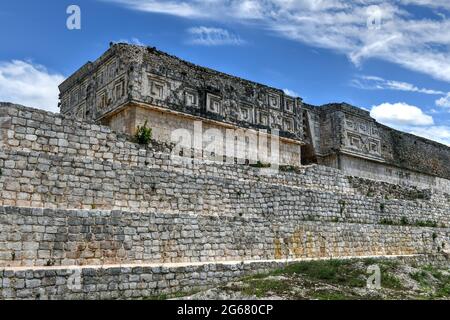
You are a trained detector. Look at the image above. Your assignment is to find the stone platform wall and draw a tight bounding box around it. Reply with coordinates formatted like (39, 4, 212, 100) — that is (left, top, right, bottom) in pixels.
(1, 255, 448, 300)
(1, 206, 447, 268)
(0, 103, 449, 299)
(1, 104, 450, 227)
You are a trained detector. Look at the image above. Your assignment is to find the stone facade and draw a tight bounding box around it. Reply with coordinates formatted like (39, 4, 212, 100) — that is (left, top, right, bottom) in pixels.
(303, 103, 450, 190)
(0, 103, 449, 299)
(2, 255, 448, 300)
(58, 44, 303, 166)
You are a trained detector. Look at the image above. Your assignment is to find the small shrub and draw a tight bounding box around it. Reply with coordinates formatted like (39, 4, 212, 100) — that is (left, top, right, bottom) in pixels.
(135, 120, 153, 145)
(279, 165, 301, 173)
(414, 220, 438, 228)
(250, 161, 271, 168)
(338, 200, 346, 215)
(400, 217, 409, 226)
(380, 218, 395, 225)
(382, 273, 403, 290)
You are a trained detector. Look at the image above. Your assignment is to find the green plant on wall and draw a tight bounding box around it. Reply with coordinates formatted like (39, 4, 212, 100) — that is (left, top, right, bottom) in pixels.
(135, 120, 152, 145)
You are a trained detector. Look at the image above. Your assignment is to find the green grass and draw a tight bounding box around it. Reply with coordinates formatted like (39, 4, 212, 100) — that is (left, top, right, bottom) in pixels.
(248, 258, 405, 294)
(416, 265, 450, 298)
(379, 218, 439, 228)
(152, 260, 450, 300)
(271, 259, 366, 288)
(381, 272, 403, 290)
(249, 161, 271, 168)
(311, 290, 356, 300)
(242, 258, 406, 299)
(241, 279, 289, 298)
(410, 270, 429, 285)
(414, 221, 438, 228)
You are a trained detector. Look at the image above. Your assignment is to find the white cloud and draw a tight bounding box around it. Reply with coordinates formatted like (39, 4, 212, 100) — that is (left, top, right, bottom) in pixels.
(400, 0, 450, 10)
(352, 75, 445, 95)
(283, 88, 300, 97)
(370, 101, 450, 146)
(436, 93, 450, 109)
(371, 102, 434, 126)
(354, 76, 450, 112)
(105, 0, 205, 18)
(0, 60, 64, 112)
(187, 27, 245, 46)
(103, 0, 450, 83)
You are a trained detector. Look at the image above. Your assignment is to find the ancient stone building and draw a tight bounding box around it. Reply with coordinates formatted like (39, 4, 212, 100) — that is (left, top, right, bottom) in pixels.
(59, 43, 450, 190)
(58, 43, 303, 166)
(1, 43, 449, 300)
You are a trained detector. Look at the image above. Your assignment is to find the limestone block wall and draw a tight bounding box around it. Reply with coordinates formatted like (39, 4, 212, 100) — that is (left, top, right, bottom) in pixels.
(2, 255, 449, 300)
(2, 142, 450, 226)
(1, 103, 450, 299)
(1, 206, 448, 268)
(0, 260, 293, 300)
(1, 103, 450, 227)
(104, 104, 302, 166)
(339, 154, 450, 192)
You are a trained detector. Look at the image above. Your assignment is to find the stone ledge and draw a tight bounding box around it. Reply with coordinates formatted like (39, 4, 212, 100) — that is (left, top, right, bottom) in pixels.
(2, 254, 444, 300)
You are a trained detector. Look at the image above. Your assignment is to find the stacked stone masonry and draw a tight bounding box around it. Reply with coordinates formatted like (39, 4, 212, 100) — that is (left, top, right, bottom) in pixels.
(0, 103, 449, 299)
(2, 255, 448, 300)
(1, 104, 450, 226)
(1, 206, 447, 268)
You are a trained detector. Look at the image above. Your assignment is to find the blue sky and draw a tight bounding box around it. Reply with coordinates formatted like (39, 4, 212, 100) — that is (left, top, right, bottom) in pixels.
(1, 0, 450, 145)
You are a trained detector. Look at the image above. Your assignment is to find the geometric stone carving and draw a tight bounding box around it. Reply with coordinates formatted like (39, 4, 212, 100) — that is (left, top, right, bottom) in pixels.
(206, 93, 221, 114)
(76, 104, 85, 120)
(185, 90, 198, 107)
(239, 104, 254, 123)
(270, 113, 283, 130)
(348, 132, 362, 150)
(149, 78, 165, 99)
(359, 123, 368, 134)
(346, 131, 381, 157)
(369, 139, 380, 154)
(268, 93, 280, 109)
(371, 127, 380, 137)
(258, 111, 269, 126)
(59, 44, 304, 142)
(283, 117, 294, 132)
(97, 90, 107, 110)
(285, 98, 295, 113)
(114, 79, 125, 100)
